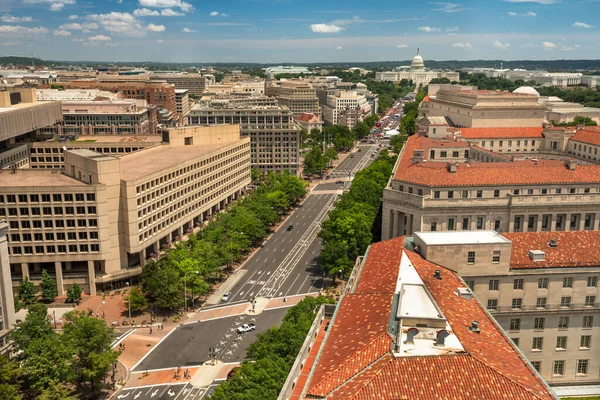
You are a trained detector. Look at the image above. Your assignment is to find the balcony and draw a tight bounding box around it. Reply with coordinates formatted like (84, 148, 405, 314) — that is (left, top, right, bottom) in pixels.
(489, 302, 599, 315)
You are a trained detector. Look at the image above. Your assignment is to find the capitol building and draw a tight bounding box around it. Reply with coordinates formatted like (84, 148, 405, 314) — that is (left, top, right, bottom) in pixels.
(375, 50, 460, 86)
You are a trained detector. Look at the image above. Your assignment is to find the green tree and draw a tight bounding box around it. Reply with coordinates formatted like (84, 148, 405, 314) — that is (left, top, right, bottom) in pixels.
(363, 114, 379, 128)
(17, 277, 37, 306)
(324, 147, 338, 166)
(352, 121, 370, 139)
(266, 190, 290, 212)
(124, 287, 148, 314)
(11, 303, 53, 351)
(553, 116, 598, 126)
(40, 269, 57, 303)
(66, 283, 83, 304)
(303, 146, 327, 176)
(142, 261, 184, 311)
(62, 311, 119, 397)
(38, 382, 78, 400)
(0, 356, 22, 400)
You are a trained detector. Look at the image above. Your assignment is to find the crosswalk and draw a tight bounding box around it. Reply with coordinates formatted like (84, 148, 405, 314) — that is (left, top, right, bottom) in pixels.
(116, 383, 210, 400)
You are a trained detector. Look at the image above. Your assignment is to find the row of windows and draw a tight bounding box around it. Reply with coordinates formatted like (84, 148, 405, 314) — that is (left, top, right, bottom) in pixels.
(528, 360, 590, 376)
(529, 335, 592, 351)
(480, 140, 537, 148)
(9, 243, 100, 255)
(508, 316, 594, 331)
(0, 206, 96, 217)
(31, 146, 144, 155)
(475, 276, 598, 291)
(0, 193, 95, 204)
(7, 219, 98, 230)
(431, 187, 596, 200)
(10, 231, 99, 242)
(491, 296, 597, 310)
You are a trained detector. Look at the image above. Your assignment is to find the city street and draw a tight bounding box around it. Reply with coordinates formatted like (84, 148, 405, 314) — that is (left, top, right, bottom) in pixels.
(116, 383, 217, 400)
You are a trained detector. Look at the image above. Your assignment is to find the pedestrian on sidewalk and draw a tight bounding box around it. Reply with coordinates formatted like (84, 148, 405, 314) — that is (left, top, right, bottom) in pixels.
(161, 323, 164, 330)
(149, 327, 153, 334)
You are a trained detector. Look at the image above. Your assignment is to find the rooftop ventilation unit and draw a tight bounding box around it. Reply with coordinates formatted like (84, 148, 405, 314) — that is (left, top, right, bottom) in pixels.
(434, 270, 442, 280)
(447, 162, 457, 173)
(548, 239, 558, 248)
(455, 287, 473, 301)
(469, 320, 480, 333)
(528, 249, 546, 262)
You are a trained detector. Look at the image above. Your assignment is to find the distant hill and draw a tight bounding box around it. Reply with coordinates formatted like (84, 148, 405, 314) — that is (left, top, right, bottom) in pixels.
(0, 56, 44, 67)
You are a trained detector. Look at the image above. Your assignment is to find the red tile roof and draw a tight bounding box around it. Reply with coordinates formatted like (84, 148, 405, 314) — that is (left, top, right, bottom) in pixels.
(502, 230, 600, 269)
(459, 127, 544, 139)
(570, 127, 600, 147)
(423, 95, 430, 102)
(302, 237, 556, 400)
(394, 134, 600, 186)
(295, 112, 320, 123)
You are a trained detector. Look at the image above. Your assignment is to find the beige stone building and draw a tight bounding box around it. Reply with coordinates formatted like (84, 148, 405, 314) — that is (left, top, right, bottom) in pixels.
(0, 221, 15, 356)
(322, 90, 372, 129)
(148, 73, 211, 96)
(382, 127, 600, 240)
(375, 50, 459, 86)
(413, 230, 599, 385)
(1, 125, 250, 294)
(188, 100, 301, 176)
(265, 81, 321, 118)
(175, 89, 190, 121)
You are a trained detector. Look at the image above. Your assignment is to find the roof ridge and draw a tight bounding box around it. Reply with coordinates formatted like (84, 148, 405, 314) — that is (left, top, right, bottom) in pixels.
(309, 331, 391, 396)
(470, 357, 549, 400)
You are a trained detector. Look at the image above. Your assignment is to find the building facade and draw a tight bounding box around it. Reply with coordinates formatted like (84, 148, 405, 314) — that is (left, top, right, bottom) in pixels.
(375, 50, 459, 86)
(0, 221, 16, 356)
(322, 90, 372, 128)
(1, 125, 251, 294)
(188, 101, 301, 176)
(175, 89, 190, 122)
(265, 81, 321, 118)
(148, 73, 211, 96)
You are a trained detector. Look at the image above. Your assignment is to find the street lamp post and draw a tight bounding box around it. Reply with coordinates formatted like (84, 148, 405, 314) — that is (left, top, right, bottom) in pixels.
(184, 271, 199, 313)
(125, 282, 131, 326)
(339, 269, 344, 295)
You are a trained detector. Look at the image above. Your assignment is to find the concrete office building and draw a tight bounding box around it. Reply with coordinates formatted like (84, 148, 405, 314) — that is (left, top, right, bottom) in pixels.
(265, 81, 321, 118)
(0, 86, 62, 170)
(281, 233, 557, 399)
(412, 230, 599, 385)
(382, 126, 600, 240)
(175, 89, 190, 122)
(188, 100, 301, 176)
(294, 113, 322, 133)
(0, 221, 16, 356)
(38, 99, 152, 136)
(148, 73, 211, 96)
(322, 90, 372, 129)
(1, 125, 250, 295)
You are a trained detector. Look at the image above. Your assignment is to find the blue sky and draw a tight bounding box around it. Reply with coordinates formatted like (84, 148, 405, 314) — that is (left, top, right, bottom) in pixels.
(0, 0, 599, 63)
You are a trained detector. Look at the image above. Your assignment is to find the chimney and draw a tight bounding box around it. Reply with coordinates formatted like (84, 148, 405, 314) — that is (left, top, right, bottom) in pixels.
(446, 161, 457, 173)
(411, 149, 424, 165)
(436, 330, 450, 347)
(565, 159, 577, 170)
(528, 249, 545, 262)
(469, 321, 480, 333)
(434, 270, 442, 280)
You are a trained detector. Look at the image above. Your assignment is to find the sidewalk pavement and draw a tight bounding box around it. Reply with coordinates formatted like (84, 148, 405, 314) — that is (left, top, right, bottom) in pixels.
(125, 366, 201, 388)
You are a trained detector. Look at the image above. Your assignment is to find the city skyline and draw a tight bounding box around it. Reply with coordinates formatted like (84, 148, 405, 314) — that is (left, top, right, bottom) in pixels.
(0, 0, 598, 63)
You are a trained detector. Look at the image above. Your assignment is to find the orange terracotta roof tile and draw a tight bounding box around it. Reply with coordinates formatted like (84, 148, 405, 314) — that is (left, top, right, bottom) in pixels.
(296, 112, 320, 122)
(570, 127, 600, 147)
(502, 230, 600, 269)
(394, 134, 600, 186)
(459, 127, 544, 139)
(302, 236, 556, 400)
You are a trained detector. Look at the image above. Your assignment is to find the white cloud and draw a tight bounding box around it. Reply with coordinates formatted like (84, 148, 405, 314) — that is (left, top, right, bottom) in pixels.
(1, 14, 34, 23)
(573, 21, 593, 28)
(335, 45, 343, 50)
(493, 40, 511, 49)
(87, 12, 146, 36)
(156, 39, 164, 43)
(72, 38, 84, 42)
(508, 11, 536, 16)
(134, 8, 160, 16)
(147, 23, 165, 32)
(505, 0, 556, 3)
(210, 11, 219, 16)
(88, 34, 111, 41)
(53, 29, 71, 36)
(161, 9, 184, 16)
(520, 42, 538, 48)
(0, 25, 48, 34)
(452, 42, 472, 48)
(560, 44, 580, 51)
(50, 3, 65, 11)
(182, 27, 196, 33)
(446, 26, 460, 32)
(430, 2, 466, 12)
(59, 22, 98, 31)
(310, 23, 343, 33)
(138, 0, 193, 12)
(418, 26, 440, 32)
(68, 14, 78, 20)
(396, 44, 408, 48)
(542, 41, 557, 50)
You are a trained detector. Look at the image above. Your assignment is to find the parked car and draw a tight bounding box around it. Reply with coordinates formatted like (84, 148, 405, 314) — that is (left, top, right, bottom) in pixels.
(222, 292, 231, 302)
(237, 323, 256, 333)
(287, 224, 294, 231)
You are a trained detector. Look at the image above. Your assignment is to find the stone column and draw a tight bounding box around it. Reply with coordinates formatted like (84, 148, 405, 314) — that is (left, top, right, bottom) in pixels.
(407, 214, 414, 235)
(21, 263, 29, 279)
(536, 214, 543, 232)
(565, 213, 572, 232)
(549, 214, 557, 231)
(594, 213, 600, 230)
(139, 251, 146, 267)
(87, 260, 96, 296)
(54, 261, 64, 296)
(508, 215, 515, 232)
(388, 210, 395, 239)
(577, 214, 585, 231)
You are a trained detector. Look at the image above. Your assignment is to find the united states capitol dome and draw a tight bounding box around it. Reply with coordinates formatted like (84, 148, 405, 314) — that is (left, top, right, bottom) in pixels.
(411, 49, 425, 71)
